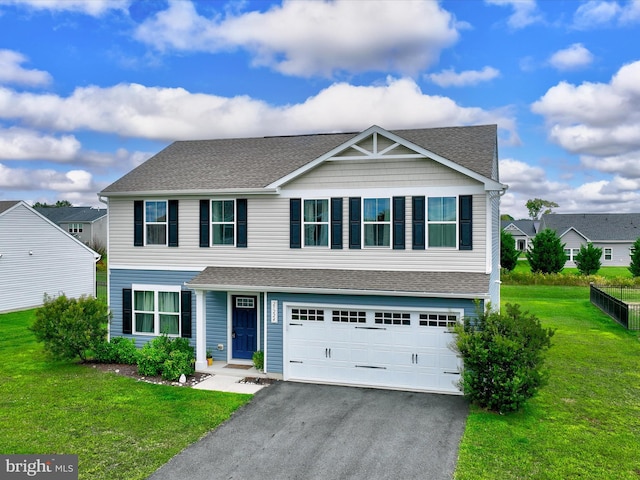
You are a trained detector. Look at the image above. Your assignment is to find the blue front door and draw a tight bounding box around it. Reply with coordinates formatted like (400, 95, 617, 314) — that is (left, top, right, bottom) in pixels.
(232, 296, 257, 360)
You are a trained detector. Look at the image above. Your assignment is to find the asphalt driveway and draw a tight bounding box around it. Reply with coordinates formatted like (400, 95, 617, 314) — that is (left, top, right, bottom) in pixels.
(148, 382, 469, 480)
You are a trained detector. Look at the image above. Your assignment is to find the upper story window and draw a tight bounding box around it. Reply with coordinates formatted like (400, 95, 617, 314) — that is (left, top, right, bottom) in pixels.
(604, 248, 612, 261)
(212, 200, 235, 245)
(304, 199, 329, 247)
(133, 285, 181, 336)
(68, 223, 83, 233)
(428, 197, 456, 248)
(363, 198, 391, 247)
(145, 201, 167, 245)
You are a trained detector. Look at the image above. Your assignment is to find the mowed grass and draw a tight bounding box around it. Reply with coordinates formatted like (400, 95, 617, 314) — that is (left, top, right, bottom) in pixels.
(0, 309, 251, 480)
(455, 285, 640, 479)
(511, 260, 632, 279)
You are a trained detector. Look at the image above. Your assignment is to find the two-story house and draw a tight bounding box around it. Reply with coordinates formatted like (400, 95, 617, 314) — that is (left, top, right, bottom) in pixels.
(99, 124, 506, 395)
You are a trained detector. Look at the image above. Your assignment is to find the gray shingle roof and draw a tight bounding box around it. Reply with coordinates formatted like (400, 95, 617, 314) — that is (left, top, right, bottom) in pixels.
(540, 213, 640, 241)
(501, 220, 536, 237)
(187, 266, 490, 297)
(34, 206, 106, 223)
(101, 124, 497, 195)
(0, 201, 20, 215)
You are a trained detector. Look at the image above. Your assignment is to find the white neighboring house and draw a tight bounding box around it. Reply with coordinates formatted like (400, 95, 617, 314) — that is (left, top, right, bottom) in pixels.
(0, 201, 101, 313)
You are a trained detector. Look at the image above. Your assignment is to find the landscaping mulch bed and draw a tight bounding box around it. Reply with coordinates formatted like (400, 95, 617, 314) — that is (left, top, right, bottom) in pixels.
(88, 362, 211, 387)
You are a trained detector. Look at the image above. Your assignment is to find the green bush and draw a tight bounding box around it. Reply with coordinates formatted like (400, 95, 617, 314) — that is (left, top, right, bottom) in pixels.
(500, 230, 520, 272)
(629, 238, 640, 277)
(574, 243, 602, 275)
(453, 303, 554, 413)
(137, 335, 194, 381)
(94, 337, 139, 364)
(252, 350, 264, 371)
(526, 229, 566, 274)
(30, 294, 109, 362)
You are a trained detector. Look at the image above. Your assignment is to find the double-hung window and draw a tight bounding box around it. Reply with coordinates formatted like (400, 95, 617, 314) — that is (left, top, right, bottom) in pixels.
(133, 285, 181, 336)
(428, 197, 456, 248)
(604, 248, 612, 261)
(363, 198, 391, 247)
(145, 200, 167, 245)
(212, 200, 235, 245)
(564, 248, 579, 262)
(304, 199, 329, 247)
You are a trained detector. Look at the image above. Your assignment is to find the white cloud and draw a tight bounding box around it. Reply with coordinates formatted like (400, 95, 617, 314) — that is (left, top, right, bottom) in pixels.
(0, 127, 79, 161)
(0, 77, 518, 144)
(0, 163, 96, 191)
(427, 66, 500, 87)
(572, 1, 622, 29)
(485, 0, 543, 29)
(531, 60, 640, 156)
(499, 158, 567, 196)
(134, 0, 459, 77)
(0, 50, 52, 86)
(581, 151, 640, 178)
(0, 0, 129, 16)
(548, 43, 594, 71)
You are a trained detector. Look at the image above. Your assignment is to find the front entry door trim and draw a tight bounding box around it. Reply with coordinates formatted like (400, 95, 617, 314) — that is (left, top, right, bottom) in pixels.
(229, 294, 259, 362)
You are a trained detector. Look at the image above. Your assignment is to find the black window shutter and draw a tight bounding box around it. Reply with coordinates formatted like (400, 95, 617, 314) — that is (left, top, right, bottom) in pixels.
(236, 199, 248, 248)
(290, 198, 302, 248)
(168, 200, 179, 247)
(181, 290, 192, 338)
(459, 195, 473, 250)
(331, 198, 343, 249)
(393, 196, 405, 250)
(199, 200, 210, 248)
(349, 197, 361, 249)
(122, 288, 132, 334)
(412, 196, 425, 250)
(133, 201, 143, 247)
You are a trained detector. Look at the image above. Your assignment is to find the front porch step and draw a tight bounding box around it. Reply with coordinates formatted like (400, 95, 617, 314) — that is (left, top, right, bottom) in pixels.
(197, 362, 267, 378)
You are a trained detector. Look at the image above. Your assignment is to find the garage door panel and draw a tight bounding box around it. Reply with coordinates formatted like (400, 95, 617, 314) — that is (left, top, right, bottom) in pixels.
(285, 305, 462, 394)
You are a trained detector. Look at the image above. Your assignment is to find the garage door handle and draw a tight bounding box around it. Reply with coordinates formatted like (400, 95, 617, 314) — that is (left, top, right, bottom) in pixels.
(444, 371, 459, 375)
(289, 323, 303, 326)
(289, 360, 303, 364)
(355, 365, 387, 369)
(355, 326, 387, 330)
(325, 348, 332, 358)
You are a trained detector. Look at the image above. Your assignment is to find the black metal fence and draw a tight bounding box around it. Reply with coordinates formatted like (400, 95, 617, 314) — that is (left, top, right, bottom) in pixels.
(590, 284, 640, 330)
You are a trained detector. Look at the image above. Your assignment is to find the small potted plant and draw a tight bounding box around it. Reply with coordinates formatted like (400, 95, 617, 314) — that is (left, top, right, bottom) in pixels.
(206, 350, 213, 366)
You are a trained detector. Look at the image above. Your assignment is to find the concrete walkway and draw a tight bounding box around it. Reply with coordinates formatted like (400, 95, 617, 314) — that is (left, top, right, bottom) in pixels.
(193, 362, 270, 394)
(149, 382, 469, 480)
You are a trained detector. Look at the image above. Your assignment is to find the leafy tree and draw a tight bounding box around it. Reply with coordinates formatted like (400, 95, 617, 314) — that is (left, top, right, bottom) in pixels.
(31, 294, 109, 361)
(32, 200, 73, 208)
(453, 303, 554, 413)
(574, 243, 602, 275)
(526, 198, 559, 220)
(500, 213, 514, 221)
(629, 238, 640, 277)
(526, 228, 566, 274)
(501, 230, 520, 272)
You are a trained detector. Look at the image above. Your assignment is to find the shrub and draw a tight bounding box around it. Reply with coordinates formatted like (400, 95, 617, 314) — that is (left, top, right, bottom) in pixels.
(31, 294, 109, 362)
(137, 335, 194, 381)
(526, 228, 566, 274)
(453, 303, 554, 413)
(500, 230, 520, 272)
(574, 243, 602, 275)
(94, 337, 138, 364)
(252, 350, 264, 371)
(629, 238, 640, 277)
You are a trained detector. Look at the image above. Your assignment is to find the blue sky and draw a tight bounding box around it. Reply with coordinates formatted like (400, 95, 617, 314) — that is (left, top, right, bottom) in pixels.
(0, 0, 639, 219)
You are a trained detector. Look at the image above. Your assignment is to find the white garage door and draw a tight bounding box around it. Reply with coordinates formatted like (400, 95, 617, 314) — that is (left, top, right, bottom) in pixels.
(284, 304, 463, 394)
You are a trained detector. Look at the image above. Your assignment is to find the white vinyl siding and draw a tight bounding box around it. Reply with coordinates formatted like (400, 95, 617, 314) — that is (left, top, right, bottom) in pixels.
(108, 192, 487, 273)
(0, 203, 97, 313)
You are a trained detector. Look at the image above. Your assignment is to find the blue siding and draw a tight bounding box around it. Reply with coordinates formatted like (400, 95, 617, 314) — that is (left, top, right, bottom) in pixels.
(205, 291, 228, 361)
(264, 292, 479, 374)
(109, 268, 199, 348)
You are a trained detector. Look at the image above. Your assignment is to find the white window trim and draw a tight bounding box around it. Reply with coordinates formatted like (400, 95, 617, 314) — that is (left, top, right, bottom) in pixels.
(362, 197, 392, 249)
(144, 199, 168, 246)
(132, 284, 182, 337)
(211, 199, 236, 247)
(564, 248, 580, 262)
(604, 248, 613, 261)
(426, 195, 458, 249)
(302, 198, 330, 248)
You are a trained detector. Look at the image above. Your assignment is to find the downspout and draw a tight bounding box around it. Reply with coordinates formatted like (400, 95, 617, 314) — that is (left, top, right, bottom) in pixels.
(263, 291, 268, 374)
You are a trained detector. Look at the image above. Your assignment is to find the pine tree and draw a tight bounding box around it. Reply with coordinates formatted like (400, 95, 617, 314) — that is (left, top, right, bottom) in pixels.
(629, 238, 640, 277)
(526, 229, 566, 274)
(574, 243, 602, 275)
(501, 230, 520, 272)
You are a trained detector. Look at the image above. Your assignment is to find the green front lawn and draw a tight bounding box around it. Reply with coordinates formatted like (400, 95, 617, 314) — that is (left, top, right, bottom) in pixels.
(455, 285, 640, 479)
(0, 309, 251, 480)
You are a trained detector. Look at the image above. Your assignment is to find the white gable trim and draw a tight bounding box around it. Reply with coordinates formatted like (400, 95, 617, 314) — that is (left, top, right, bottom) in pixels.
(503, 223, 529, 237)
(558, 226, 590, 242)
(267, 125, 506, 192)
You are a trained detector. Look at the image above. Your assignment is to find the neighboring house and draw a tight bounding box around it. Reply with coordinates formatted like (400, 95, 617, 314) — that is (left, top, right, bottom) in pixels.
(501, 219, 536, 251)
(0, 201, 100, 313)
(539, 213, 640, 267)
(99, 124, 507, 395)
(35, 206, 107, 249)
